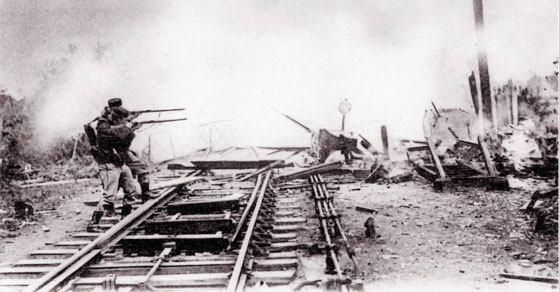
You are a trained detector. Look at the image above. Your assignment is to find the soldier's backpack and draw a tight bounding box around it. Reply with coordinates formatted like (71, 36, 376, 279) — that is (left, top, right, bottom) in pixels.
(83, 123, 101, 160)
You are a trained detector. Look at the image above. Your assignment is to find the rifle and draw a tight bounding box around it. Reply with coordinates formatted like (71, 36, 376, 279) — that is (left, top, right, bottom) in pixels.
(133, 118, 188, 130)
(129, 108, 185, 120)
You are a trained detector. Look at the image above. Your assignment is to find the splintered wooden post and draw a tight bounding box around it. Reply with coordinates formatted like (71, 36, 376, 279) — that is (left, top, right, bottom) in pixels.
(468, 71, 480, 114)
(381, 125, 390, 160)
(426, 137, 446, 179)
(477, 135, 497, 176)
(510, 80, 518, 125)
(473, 0, 494, 129)
(505, 81, 512, 124)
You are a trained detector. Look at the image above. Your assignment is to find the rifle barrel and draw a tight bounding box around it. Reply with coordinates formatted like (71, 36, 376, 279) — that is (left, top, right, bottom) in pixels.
(138, 118, 188, 125)
(131, 108, 185, 114)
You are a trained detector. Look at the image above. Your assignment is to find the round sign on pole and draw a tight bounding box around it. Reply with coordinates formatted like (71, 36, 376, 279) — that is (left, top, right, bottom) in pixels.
(338, 99, 351, 114)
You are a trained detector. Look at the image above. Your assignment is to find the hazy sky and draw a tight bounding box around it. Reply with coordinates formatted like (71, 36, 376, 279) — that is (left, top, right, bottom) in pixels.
(0, 0, 557, 161)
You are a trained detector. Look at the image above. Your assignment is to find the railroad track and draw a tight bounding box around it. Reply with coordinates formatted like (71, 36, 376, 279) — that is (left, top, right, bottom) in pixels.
(0, 168, 362, 291)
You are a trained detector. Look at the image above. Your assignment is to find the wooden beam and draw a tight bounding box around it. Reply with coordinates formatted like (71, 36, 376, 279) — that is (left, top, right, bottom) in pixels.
(468, 71, 480, 114)
(473, 0, 494, 128)
(510, 80, 518, 125)
(381, 125, 390, 160)
(276, 161, 343, 181)
(407, 146, 430, 152)
(191, 160, 283, 170)
(425, 137, 446, 179)
(477, 135, 497, 176)
(500, 273, 558, 284)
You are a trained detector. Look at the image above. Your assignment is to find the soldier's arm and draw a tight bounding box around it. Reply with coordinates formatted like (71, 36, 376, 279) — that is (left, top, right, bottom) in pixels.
(110, 125, 136, 150)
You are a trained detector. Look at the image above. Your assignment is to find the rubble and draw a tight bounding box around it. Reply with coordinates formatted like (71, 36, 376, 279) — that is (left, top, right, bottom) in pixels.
(521, 189, 558, 234)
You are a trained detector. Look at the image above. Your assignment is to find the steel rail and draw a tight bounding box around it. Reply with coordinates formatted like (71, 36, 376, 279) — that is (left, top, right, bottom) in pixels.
(25, 174, 204, 292)
(226, 171, 272, 292)
(229, 174, 263, 245)
(309, 176, 348, 292)
(315, 174, 360, 275)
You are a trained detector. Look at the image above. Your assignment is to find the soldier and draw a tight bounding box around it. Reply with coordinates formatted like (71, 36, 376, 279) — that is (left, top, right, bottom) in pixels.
(93, 106, 139, 222)
(103, 98, 150, 202)
(100, 98, 141, 121)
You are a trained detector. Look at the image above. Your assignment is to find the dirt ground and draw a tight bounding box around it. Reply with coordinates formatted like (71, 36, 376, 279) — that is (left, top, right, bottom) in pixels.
(0, 180, 99, 264)
(0, 175, 557, 292)
(328, 175, 558, 291)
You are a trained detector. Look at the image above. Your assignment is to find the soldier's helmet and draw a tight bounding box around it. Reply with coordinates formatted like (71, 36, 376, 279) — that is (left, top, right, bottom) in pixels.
(108, 98, 122, 108)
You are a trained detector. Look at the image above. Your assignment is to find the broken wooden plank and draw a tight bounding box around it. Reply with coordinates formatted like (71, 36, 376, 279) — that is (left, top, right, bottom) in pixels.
(277, 161, 343, 181)
(500, 273, 558, 284)
(191, 160, 281, 170)
(426, 137, 447, 179)
(150, 176, 206, 191)
(355, 206, 377, 214)
(381, 125, 390, 160)
(239, 160, 284, 181)
(458, 139, 479, 147)
(477, 136, 497, 176)
(53, 241, 91, 248)
(415, 164, 438, 182)
(167, 163, 198, 170)
(407, 145, 430, 152)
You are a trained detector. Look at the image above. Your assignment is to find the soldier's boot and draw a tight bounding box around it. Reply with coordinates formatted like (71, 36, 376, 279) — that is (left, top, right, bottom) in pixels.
(91, 210, 104, 224)
(121, 205, 132, 219)
(138, 174, 150, 203)
(140, 183, 150, 203)
(103, 204, 116, 218)
(325, 254, 336, 274)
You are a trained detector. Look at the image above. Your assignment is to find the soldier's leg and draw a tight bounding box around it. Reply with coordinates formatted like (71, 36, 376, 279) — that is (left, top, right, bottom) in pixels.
(126, 151, 150, 202)
(119, 165, 138, 218)
(138, 172, 150, 202)
(98, 163, 120, 217)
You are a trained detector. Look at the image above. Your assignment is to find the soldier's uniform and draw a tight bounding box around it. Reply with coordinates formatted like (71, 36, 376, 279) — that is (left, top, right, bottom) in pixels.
(102, 98, 151, 202)
(95, 107, 138, 219)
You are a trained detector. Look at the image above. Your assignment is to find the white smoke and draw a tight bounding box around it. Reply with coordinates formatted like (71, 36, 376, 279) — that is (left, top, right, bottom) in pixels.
(0, 1, 556, 162)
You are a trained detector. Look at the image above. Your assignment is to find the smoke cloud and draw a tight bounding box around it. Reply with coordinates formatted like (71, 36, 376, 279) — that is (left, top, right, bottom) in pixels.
(0, 0, 556, 162)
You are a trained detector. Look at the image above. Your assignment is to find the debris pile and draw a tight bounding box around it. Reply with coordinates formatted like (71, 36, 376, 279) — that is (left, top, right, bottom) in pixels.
(364, 160, 413, 184)
(491, 74, 558, 178)
(522, 189, 558, 234)
(496, 119, 546, 173)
